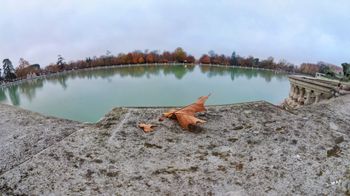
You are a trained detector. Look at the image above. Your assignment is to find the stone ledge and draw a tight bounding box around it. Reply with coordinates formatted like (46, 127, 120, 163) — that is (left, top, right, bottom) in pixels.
(0, 96, 349, 195)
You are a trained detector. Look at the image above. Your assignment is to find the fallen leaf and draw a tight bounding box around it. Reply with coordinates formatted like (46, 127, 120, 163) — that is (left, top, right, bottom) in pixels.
(235, 163, 244, 171)
(163, 108, 178, 118)
(327, 145, 341, 157)
(163, 94, 210, 129)
(175, 112, 206, 129)
(138, 123, 156, 133)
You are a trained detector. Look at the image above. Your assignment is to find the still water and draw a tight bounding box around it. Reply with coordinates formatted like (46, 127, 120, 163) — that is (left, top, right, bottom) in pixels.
(0, 65, 290, 122)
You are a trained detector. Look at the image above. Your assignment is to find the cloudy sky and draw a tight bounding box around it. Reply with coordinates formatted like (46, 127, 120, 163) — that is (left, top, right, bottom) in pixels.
(0, 0, 349, 66)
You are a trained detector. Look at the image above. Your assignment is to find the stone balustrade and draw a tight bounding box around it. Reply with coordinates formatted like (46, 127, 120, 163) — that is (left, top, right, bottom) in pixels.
(285, 75, 339, 108)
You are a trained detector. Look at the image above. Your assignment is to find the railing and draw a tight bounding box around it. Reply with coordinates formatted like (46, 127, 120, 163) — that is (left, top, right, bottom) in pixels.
(285, 75, 340, 108)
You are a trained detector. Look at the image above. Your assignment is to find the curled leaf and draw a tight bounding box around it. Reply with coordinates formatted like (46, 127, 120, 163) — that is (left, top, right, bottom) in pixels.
(175, 112, 206, 129)
(138, 123, 156, 133)
(163, 109, 178, 118)
(163, 94, 210, 129)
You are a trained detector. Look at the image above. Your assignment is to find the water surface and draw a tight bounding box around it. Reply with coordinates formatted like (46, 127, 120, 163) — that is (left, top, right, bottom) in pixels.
(0, 65, 289, 122)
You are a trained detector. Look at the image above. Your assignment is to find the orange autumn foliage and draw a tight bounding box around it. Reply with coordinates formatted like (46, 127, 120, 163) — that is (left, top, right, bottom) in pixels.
(163, 94, 210, 129)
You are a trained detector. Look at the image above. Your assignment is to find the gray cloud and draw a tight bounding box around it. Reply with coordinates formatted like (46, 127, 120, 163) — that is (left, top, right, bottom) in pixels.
(0, 0, 349, 66)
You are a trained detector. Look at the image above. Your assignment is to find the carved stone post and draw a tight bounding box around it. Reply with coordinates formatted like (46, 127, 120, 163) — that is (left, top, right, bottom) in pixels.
(315, 92, 321, 103)
(298, 88, 305, 104)
(292, 86, 300, 101)
(304, 89, 312, 105)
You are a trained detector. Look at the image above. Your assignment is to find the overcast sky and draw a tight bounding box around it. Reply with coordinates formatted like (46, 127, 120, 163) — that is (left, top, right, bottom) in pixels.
(0, 0, 349, 67)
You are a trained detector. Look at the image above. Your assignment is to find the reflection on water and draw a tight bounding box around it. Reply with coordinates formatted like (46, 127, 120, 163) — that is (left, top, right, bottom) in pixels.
(7, 86, 21, 106)
(199, 65, 285, 82)
(18, 79, 44, 101)
(0, 65, 289, 122)
(0, 89, 6, 102)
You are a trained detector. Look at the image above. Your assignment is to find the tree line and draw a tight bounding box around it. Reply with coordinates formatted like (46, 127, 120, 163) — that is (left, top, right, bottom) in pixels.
(0, 47, 349, 83)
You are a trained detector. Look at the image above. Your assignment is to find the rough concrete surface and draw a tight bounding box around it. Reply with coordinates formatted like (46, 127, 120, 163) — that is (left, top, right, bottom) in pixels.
(0, 96, 349, 195)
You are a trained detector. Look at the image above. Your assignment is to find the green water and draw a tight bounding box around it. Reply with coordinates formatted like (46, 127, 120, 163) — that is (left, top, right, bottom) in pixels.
(0, 65, 290, 122)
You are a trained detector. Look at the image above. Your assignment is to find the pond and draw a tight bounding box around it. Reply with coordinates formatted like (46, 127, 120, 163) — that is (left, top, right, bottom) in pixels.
(0, 65, 290, 122)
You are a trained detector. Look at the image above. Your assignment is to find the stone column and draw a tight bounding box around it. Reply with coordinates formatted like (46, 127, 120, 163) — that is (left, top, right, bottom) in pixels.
(289, 84, 294, 98)
(315, 92, 321, 103)
(304, 89, 312, 105)
(297, 88, 305, 104)
(292, 86, 300, 101)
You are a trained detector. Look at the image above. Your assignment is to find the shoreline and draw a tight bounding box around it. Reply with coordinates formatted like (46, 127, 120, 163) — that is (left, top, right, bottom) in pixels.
(0, 63, 291, 89)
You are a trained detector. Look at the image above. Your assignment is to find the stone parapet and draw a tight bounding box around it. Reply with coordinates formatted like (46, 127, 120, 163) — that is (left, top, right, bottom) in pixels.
(282, 75, 342, 109)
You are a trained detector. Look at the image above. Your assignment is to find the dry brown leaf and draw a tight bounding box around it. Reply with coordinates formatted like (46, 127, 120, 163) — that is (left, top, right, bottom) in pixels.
(163, 109, 178, 118)
(163, 94, 210, 129)
(175, 112, 206, 129)
(177, 95, 209, 114)
(138, 123, 156, 133)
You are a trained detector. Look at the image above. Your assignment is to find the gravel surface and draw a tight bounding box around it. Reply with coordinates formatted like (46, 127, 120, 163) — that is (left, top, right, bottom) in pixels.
(0, 96, 349, 195)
